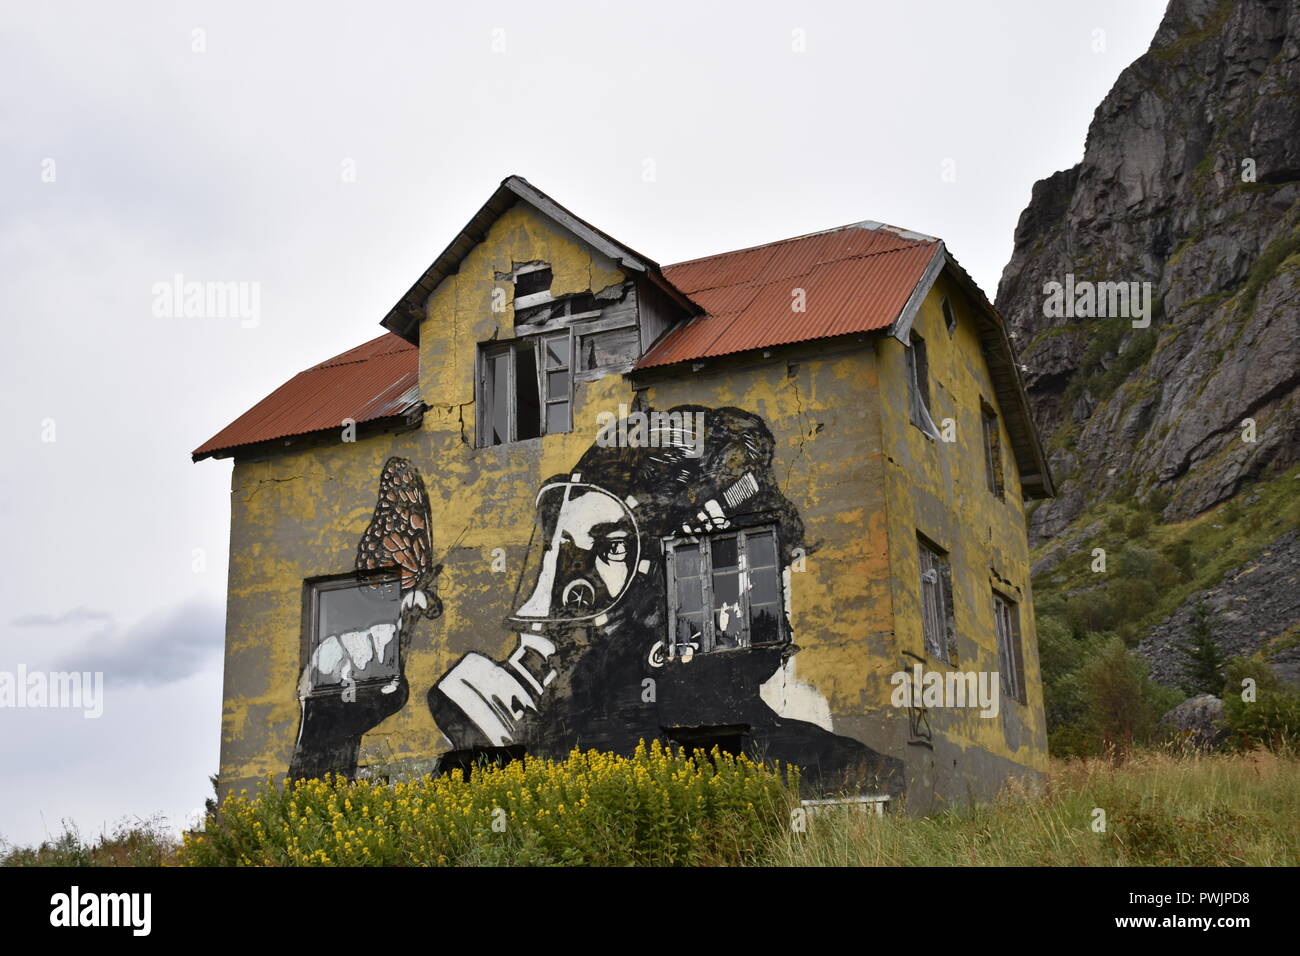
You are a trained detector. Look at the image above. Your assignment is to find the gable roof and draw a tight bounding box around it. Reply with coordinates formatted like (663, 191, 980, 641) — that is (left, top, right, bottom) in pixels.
(191, 333, 418, 461)
(380, 175, 697, 344)
(193, 180, 1052, 496)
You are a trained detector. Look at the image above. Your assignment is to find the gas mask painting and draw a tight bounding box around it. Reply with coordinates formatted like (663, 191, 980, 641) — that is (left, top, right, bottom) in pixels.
(427, 404, 904, 799)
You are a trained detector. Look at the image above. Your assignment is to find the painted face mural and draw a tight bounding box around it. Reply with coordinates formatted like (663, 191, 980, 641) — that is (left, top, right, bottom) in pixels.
(427, 405, 905, 798)
(289, 410, 903, 799)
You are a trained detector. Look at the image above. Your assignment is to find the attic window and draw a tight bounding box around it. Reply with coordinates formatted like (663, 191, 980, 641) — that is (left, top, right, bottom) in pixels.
(513, 265, 552, 303)
(906, 331, 941, 440)
(941, 297, 957, 337)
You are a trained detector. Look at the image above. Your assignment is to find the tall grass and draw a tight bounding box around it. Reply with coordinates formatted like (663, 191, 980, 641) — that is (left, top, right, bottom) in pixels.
(767, 750, 1298, 866)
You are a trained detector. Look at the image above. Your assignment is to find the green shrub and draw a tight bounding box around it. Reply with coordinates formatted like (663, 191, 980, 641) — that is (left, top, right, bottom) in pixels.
(1221, 658, 1300, 753)
(179, 741, 800, 867)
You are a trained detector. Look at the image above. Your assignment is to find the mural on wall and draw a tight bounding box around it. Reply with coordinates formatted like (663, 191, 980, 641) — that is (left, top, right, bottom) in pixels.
(428, 405, 904, 798)
(288, 412, 903, 798)
(289, 457, 443, 780)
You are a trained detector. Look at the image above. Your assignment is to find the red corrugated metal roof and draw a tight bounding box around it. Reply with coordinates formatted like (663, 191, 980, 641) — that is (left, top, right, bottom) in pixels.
(192, 333, 419, 460)
(195, 221, 942, 461)
(638, 222, 940, 369)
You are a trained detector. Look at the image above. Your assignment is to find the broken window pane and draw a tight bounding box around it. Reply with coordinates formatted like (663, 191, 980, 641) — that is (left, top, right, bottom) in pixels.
(489, 350, 510, 445)
(514, 267, 552, 299)
(515, 342, 541, 440)
(544, 334, 569, 369)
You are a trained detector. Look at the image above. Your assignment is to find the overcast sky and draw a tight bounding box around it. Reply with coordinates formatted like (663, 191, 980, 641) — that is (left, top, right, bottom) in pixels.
(0, 0, 1169, 847)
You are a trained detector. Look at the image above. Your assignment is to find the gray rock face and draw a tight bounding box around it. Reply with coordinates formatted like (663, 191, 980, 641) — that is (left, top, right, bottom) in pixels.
(1159, 694, 1227, 750)
(995, 0, 1300, 545)
(1139, 529, 1300, 686)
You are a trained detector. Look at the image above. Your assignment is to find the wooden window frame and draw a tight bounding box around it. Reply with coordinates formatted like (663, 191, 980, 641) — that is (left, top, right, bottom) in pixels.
(916, 532, 955, 664)
(993, 590, 1026, 704)
(477, 332, 573, 447)
(664, 526, 786, 655)
(981, 399, 1005, 499)
(907, 331, 941, 440)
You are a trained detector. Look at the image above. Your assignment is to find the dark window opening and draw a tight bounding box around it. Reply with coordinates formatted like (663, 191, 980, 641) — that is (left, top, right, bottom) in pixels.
(907, 331, 940, 438)
(941, 296, 957, 336)
(981, 401, 1004, 498)
(515, 341, 541, 440)
(437, 746, 526, 783)
(514, 267, 551, 299)
(479, 335, 569, 445)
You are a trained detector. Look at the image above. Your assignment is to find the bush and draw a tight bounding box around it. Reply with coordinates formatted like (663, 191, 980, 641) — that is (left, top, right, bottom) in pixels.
(1, 816, 178, 867)
(1221, 658, 1300, 753)
(179, 741, 800, 866)
(1076, 637, 1180, 760)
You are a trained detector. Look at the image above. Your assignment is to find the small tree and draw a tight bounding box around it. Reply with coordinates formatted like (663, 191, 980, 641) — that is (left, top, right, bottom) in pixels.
(1176, 599, 1226, 697)
(1077, 637, 1175, 761)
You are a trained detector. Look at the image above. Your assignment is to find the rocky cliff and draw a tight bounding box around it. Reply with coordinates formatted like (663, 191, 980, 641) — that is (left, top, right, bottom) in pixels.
(995, 0, 1299, 694)
(996, 0, 1298, 543)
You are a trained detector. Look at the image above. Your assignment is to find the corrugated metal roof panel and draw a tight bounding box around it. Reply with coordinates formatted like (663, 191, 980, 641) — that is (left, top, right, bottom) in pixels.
(192, 333, 419, 460)
(639, 223, 940, 368)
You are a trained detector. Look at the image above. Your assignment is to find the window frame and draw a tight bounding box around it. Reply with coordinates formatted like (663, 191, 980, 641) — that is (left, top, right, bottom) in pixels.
(664, 526, 786, 655)
(302, 569, 402, 698)
(916, 533, 955, 664)
(906, 331, 941, 440)
(477, 332, 573, 447)
(993, 590, 1026, 704)
(980, 400, 1005, 498)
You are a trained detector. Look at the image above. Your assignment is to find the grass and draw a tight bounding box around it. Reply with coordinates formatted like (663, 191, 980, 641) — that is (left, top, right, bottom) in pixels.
(768, 750, 1298, 866)
(4, 749, 1295, 867)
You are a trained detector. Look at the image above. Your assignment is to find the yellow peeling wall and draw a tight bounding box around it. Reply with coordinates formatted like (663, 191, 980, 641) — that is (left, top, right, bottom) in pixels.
(875, 271, 1050, 808)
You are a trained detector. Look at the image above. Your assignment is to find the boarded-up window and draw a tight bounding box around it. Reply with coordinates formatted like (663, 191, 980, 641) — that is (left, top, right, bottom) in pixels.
(667, 528, 785, 655)
(981, 401, 1004, 498)
(907, 331, 941, 439)
(994, 591, 1025, 703)
(917, 533, 954, 663)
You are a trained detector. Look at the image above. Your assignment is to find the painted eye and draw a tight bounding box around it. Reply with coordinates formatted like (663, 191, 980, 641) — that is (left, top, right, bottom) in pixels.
(600, 539, 628, 560)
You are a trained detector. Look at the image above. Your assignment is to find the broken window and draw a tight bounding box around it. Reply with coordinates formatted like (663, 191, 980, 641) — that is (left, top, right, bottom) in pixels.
(665, 527, 784, 656)
(981, 400, 1005, 498)
(993, 591, 1025, 703)
(941, 296, 957, 337)
(513, 265, 552, 307)
(907, 331, 941, 439)
(480, 339, 544, 445)
(917, 533, 954, 663)
(304, 572, 402, 695)
(479, 331, 576, 446)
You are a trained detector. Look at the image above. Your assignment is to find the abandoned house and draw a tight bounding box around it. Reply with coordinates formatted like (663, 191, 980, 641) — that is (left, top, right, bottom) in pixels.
(194, 176, 1054, 812)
